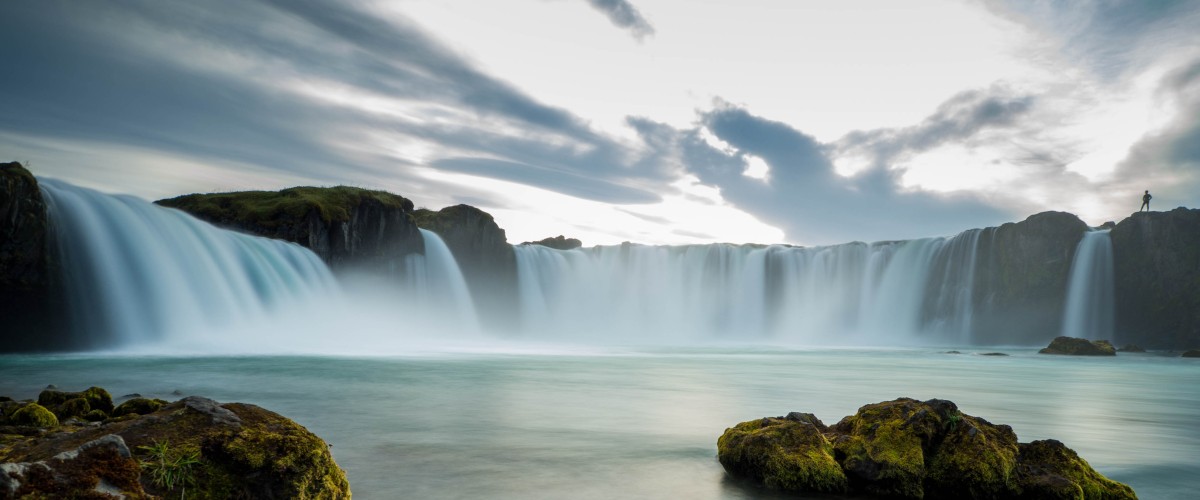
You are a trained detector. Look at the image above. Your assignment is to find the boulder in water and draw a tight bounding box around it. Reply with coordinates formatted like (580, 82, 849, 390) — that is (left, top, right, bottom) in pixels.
(718, 398, 1136, 499)
(1117, 344, 1146, 353)
(1038, 336, 1117, 356)
(1182, 349, 1200, 358)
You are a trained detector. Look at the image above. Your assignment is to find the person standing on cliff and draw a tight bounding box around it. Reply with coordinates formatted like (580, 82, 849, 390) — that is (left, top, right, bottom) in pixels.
(1140, 190, 1152, 211)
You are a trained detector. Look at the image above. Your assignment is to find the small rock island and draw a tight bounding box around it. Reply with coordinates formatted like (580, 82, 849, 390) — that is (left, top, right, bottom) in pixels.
(0, 386, 349, 499)
(718, 398, 1135, 499)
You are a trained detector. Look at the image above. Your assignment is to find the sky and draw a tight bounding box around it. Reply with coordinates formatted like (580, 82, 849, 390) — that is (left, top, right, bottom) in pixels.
(2, 0, 1199, 246)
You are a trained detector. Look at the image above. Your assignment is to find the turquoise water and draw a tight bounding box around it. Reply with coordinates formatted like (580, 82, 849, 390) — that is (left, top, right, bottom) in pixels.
(1, 348, 1196, 498)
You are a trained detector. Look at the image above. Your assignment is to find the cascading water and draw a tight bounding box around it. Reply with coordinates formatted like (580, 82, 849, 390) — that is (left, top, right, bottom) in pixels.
(1061, 230, 1115, 340)
(399, 229, 479, 334)
(513, 229, 985, 345)
(40, 179, 339, 349)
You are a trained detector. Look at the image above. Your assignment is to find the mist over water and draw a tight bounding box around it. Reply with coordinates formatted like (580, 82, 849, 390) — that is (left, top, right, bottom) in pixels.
(514, 231, 983, 345)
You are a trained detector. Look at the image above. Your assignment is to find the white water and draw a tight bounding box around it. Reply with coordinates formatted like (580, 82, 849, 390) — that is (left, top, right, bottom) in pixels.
(40, 179, 339, 348)
(1061, 230, 1115, 340)
(39, 180, 482, 351)
(514, 230, 984, 345)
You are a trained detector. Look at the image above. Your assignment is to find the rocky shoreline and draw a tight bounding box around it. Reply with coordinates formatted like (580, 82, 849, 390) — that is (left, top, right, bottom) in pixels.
(0, 386, 349, 499)
(718, 398, 1136, 499)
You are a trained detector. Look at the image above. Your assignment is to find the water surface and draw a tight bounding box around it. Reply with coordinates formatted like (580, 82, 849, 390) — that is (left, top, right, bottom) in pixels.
(1, 348, 1195, 499)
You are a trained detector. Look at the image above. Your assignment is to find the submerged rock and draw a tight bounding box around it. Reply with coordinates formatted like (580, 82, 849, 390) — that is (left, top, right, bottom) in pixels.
(1117, 344, 1146, 353)
(718, 398, 1136, 499)
(1, 389, 350, 499)
(1038, 336, 1117, 356)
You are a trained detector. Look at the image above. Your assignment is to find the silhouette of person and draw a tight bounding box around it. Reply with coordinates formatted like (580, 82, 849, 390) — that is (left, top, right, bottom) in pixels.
(1140, 190, 1152, 211)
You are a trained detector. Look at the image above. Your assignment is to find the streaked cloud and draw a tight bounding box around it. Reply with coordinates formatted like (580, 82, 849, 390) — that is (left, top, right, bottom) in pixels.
(584, 0, 656, 41)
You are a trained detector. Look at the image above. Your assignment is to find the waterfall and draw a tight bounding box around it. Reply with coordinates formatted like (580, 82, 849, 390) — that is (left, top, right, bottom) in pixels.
(513, 230, 985, 345)
(1061, 230, 1115, 340)
(40, 179, 339, 348)
(400, 229, 479, 334)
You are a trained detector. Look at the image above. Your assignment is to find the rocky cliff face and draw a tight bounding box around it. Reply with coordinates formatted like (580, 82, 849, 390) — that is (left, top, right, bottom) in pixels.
(1110, 208, 1200, 349)
(0, 162, 66, 351)
(157, 186, 424, 272)
(414, 205, 518, 329)
(970, 211, 1087, 345)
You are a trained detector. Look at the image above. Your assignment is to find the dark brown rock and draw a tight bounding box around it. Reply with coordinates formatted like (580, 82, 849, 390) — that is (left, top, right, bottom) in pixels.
(1038, 336, 1117, 356)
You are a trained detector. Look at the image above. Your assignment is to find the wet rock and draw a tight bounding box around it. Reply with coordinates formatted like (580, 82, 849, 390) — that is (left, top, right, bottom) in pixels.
(979, 352, 1010, 356)
(1117, 344, 1146, 353)
(111, 397, 167, 417)
(1038, 336, 1117, 356)
(39, 386, 114, 417)
(1182, 349, 1200, 358)
(718, 398, 1135, 499)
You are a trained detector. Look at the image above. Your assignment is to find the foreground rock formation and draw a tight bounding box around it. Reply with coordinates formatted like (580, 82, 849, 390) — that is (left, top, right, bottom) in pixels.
(718, 398, 1136, 499)
(1039, 336, 1118, 356)
(1, 386, 349, 499)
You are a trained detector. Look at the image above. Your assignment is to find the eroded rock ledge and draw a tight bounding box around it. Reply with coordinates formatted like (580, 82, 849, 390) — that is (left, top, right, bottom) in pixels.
(717, 398, 1135, 499)
(1, 386, 349, 499)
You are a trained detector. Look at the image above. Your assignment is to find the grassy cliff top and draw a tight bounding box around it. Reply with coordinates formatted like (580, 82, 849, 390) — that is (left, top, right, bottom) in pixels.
(158, 186, 414, 225)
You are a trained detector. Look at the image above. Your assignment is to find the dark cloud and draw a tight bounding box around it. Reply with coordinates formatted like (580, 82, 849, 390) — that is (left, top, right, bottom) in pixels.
(835, 87, 1036, 170)
(0, 0, 669, 205)
(1115, 57, 1200, 197)
(584, 0, 656, 41)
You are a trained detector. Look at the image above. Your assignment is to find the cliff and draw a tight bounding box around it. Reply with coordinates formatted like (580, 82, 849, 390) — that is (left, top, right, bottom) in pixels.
(157, 186, 424, 272)
(970, 211, 1088, 345)
(0, 162, 66, 351)
(521, 235, 583, 250)
(1110, 208, 1200, 349)
(414, 205, 518, 329)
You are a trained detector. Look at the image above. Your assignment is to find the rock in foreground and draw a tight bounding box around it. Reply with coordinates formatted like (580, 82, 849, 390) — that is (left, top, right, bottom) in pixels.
(1039, 336, 1118, 356)
(1, 389, 349, 499)
(718, 398, 1135, 499)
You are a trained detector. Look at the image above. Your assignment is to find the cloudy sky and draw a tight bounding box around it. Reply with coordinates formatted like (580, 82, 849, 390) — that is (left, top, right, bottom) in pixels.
(3, 0, 1199, 246)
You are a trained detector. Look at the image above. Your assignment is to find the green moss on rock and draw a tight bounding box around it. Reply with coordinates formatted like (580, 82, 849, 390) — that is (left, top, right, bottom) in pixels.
(113, 397, 167, 417)
(39, 386, 114, 414)
(718, 398, 1135, 500)
(11, 402, 59, 427)
(717, 416, 847, 494)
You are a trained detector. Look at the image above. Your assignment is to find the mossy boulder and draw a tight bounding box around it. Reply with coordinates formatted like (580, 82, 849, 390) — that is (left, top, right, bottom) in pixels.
(1016, 439, 1136, 499)
(717, 413, 847, 493)
(718, 398, 1135, 499)
(1, 394, 350, 499)
(10, 403, 59, 428)
(112, 397, 168, 417)
(1039, 337, 1117, 356)
(39, 386, 115, 415)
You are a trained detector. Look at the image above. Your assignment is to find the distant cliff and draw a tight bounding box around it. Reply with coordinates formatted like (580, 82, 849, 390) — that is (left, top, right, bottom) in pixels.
(970, 211, 1088, 345)
(157, 186, 424, 272)
(0, 162, 66, 351)
(1111, 208, 1200, 349)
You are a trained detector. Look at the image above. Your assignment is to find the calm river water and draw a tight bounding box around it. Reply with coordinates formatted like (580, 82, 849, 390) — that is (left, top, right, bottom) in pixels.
(1, 348, 1196, 499)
